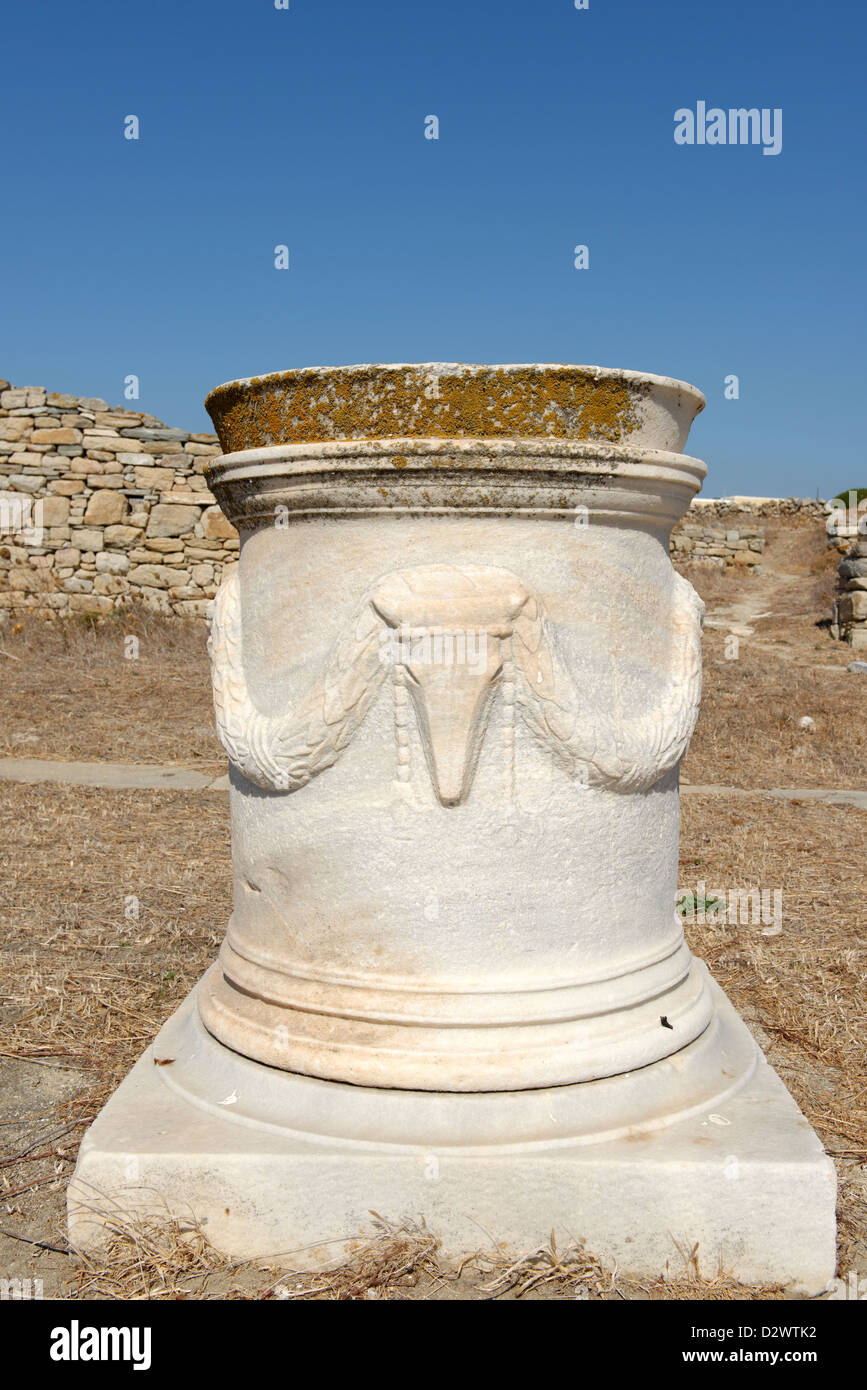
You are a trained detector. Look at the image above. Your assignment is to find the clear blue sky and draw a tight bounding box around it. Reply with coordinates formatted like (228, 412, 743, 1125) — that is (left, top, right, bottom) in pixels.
(1, 0, 864, 497)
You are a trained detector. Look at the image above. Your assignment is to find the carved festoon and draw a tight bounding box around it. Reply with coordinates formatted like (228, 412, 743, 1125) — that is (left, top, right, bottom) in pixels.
(208, 562, 704, 803)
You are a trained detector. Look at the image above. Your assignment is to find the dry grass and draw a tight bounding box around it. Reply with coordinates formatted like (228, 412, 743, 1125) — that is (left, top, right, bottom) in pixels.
(679, 794, 867, 1158)
(681, 626, 864, 789)
(56, 1210, 795, 1301)
(0, 605, 221, 767)
(476, 1232, 612, 1299)
(69, 1209, 247, 1301)
(58, 1215, 792, 1301)
(45, 1207, 442, 1301)
(678, 520, 863, 788)
(265, 1217, 443, 1301)
(0, 785, 229, 1081)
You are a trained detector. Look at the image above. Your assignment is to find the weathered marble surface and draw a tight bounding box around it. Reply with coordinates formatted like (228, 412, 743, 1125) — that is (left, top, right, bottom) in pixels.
(70, 364, 836, 1286)
(199, 364, 711, 1091)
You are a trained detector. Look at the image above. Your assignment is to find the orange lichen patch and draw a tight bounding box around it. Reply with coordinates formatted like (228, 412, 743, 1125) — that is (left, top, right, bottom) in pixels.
(206, 366, 644, 453)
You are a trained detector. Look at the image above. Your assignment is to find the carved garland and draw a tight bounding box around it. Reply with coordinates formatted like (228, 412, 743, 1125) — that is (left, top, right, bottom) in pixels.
(509, 573, 704, 792)
(208, 568, 387, 791)
(208, 566, 703, 796)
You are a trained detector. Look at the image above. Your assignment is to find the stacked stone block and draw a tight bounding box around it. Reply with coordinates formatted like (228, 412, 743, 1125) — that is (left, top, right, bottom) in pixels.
(670, 519, 765, 571)
(831, 541, 867, 650)
(0, 380, 237, 618)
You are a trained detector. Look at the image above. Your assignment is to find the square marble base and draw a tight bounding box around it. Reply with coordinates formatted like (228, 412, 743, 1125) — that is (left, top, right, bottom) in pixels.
(68, 980, 836, 1291)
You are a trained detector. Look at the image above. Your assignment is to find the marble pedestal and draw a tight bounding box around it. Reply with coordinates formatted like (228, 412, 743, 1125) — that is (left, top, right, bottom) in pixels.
(69, 364, 836, 1287)
(68, 971, 835, 1290)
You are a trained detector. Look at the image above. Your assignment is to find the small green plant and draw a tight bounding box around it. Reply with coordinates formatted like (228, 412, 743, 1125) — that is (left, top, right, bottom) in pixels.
(677, 892, 723, 918)
(830, 488, 867, 506)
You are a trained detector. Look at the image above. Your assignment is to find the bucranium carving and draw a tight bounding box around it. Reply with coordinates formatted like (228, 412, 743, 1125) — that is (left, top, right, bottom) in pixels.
(208, 562, 703, 805)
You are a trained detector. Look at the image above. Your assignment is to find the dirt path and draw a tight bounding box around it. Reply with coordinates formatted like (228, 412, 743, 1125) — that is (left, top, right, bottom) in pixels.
(0, 756, 864, 808)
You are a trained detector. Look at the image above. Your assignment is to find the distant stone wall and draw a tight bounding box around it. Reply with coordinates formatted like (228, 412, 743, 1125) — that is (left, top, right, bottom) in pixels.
(0, 380, 831, 617)
(670, 517, 765, 571)
(0, 380, 237, 618)
(687, 497, 826, 520)
(670, 497, 831, 574)
(830, 540, 867, 651)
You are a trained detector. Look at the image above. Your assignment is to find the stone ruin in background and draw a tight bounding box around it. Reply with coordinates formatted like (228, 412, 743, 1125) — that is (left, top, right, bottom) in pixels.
(827, 491, 867, 651)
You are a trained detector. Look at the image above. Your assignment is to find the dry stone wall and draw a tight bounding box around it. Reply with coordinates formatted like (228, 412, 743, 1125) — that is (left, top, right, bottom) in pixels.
(0, 380, 237, 619)
(830, 540, 867, 651)
(686, 497, 826, 520)
(670, 498, 829, 574)
(670, 517, 765, 571)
